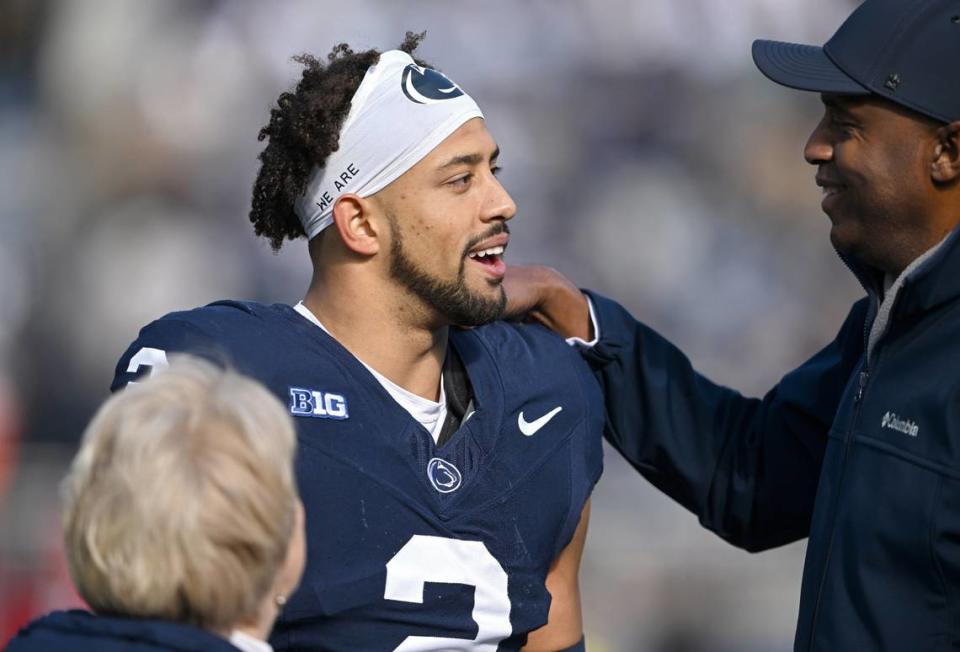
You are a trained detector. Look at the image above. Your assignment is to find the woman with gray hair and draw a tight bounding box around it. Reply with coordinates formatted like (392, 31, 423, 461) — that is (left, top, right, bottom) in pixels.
(4, 356, 305, 652)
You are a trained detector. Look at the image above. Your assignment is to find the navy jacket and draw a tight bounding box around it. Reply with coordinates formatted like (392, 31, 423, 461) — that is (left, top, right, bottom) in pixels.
(3, 610, 242, 652)
(583, 228, 960, 651)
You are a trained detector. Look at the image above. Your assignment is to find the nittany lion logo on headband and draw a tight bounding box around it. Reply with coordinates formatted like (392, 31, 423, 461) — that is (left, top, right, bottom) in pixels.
(401, 64, 464, 104)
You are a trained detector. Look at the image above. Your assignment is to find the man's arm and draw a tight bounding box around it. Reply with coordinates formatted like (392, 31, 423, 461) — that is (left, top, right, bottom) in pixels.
(505, 266, 868, 552)
(522, 501, 590, 652)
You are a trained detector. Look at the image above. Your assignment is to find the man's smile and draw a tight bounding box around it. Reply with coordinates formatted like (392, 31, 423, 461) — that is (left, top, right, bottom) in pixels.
(465, 232, 509, 280)
(816, 175, 847, 211)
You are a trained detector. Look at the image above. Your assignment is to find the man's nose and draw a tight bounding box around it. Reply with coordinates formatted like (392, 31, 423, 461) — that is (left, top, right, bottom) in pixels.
(804, 117, 834, 166)
(483, 176, 517, 222)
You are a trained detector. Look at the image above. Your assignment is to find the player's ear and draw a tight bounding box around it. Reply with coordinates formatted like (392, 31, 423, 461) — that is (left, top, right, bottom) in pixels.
(331, 194, 381, 256)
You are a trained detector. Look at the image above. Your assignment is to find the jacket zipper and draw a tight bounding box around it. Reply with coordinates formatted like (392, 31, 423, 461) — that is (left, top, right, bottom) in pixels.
(805, 306, 874, 650)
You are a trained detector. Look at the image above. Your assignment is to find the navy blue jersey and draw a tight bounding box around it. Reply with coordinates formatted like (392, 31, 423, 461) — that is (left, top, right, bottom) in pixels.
(111, 301, 604, 651)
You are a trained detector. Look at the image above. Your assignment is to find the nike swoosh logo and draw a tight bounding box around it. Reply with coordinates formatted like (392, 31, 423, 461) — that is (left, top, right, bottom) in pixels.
(518, 406, 563, 436)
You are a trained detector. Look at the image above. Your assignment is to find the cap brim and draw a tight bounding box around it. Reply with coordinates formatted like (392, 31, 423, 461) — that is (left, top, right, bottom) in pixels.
(752, 40, 869, 94)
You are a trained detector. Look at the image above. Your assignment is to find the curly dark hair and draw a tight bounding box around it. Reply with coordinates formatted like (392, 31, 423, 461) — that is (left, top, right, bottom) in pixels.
(250, 31, 433, 251)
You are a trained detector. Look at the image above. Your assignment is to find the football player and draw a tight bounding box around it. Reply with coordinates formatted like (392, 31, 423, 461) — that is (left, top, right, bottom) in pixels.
(110, 33, 602, 651)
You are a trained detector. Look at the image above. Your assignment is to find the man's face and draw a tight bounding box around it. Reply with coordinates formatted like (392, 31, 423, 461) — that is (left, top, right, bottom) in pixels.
(373, 118, 516, 326)
(804, 94, 942, 274)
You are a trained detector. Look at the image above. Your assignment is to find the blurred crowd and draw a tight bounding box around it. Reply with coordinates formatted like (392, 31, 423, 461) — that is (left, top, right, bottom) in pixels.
(0, 1, 863, 650)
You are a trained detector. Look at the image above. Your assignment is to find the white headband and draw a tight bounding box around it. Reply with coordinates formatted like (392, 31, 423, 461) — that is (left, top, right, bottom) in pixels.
(294, 50, 484, 239)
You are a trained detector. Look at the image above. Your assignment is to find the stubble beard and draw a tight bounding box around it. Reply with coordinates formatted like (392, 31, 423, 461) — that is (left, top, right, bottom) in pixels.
(388, 215, 507, 327)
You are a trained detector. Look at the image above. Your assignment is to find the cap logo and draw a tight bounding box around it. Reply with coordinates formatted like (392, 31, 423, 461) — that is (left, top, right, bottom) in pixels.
(401, 64, 464, 104)
(884, 73, 902, 92)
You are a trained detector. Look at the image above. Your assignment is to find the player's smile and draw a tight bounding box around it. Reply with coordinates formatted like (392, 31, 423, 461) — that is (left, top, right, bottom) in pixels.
(465, 230, 509, 280)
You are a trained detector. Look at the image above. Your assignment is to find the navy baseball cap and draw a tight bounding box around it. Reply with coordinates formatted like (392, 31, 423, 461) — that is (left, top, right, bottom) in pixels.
(752, 0, 960, 123)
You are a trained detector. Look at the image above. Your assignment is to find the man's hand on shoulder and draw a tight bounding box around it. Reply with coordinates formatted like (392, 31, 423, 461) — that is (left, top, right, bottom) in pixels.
(503, 266, 592, 341)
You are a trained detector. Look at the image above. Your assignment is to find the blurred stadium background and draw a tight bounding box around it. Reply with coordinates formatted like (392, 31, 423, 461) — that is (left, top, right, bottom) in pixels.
(0, 1, 864, 650)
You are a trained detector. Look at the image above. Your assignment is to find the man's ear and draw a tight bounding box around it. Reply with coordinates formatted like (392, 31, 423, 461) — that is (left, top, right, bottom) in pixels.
(931, 122, 960, 184)
(331, 194, 381, 256)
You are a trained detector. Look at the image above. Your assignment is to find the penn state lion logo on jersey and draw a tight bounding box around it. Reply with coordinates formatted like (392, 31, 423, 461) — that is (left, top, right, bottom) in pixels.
(427, 457, 462, 493)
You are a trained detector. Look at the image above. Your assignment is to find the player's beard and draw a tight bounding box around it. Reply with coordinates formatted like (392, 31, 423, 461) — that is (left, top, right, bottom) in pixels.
(387, 214, 507, 327)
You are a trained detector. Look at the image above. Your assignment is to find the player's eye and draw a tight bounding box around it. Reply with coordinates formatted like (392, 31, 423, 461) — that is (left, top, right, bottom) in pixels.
(448, 173, 473, 189)
(491, 165, 502, 177)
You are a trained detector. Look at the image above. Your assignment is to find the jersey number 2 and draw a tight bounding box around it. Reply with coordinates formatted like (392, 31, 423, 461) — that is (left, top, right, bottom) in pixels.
(385, 535, 511, 651)
(126, 347, 169, 384)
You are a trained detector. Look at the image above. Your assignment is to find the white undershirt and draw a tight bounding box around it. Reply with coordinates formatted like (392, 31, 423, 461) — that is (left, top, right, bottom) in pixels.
(293, 302, 447, 443)
(229, 631, 273, 652)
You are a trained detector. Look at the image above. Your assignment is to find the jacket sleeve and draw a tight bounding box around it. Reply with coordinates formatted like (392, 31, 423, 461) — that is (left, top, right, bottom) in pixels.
(582, 291, 868, 551)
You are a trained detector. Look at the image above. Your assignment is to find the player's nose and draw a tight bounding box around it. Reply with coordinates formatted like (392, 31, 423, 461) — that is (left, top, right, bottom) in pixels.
(482, 175, 516, 223)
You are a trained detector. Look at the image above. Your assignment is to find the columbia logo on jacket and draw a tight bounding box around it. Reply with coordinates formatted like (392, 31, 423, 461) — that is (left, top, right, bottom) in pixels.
(880, 411, 919, 438)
